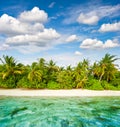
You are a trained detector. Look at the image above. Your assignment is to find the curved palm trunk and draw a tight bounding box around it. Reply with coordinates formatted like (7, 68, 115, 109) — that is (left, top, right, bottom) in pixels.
(99, 72, 104, 82)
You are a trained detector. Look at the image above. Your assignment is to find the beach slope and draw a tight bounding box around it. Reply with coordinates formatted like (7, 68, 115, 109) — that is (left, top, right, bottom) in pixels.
(0, 89, 120, 97)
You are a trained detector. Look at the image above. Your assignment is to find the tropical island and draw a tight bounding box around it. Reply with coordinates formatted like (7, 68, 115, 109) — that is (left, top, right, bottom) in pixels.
(0, 53, 120, 91)
(0, 1, 120, 126)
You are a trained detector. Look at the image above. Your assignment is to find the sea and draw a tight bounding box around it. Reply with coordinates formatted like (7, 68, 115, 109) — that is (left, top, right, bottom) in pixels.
(0, 96, 120, 127)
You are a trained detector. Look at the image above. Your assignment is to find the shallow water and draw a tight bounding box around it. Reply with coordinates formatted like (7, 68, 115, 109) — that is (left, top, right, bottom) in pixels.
(0, 96, 120, 127)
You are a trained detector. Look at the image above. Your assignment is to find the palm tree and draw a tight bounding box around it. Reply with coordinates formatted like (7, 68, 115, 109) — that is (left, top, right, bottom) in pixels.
(28, 62, 42, 83)
(47, 60, 59, 71)
(100, 54, 118, 82)
(93, 53, 118, 82)
(38, 58, 46, 69)
(0, 55, 23, 87)
(46, 60, 59, 83)
(73, 59, 89, 88)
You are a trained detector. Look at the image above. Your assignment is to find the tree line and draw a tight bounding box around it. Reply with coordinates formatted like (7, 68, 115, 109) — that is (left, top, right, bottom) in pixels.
(0, 53, 120, 90)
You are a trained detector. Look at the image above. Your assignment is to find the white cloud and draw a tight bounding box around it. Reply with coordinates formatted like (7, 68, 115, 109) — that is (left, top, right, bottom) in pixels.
(0, 44, 9, 50)
(0, 14, 44, 36)
(99, 22, 120, 32)
(80, 38, 120, 49)
(80, 38, 103, 49)
(63, 4, 120, 25)
(75, 51, 82, 55)
(0, 7, 61, 51)
(6, 28, 60, 46)
(77, 13, 99, 25)
(14, 44, 52, 54)
(66, 35, 78, 42)
(48, 2, 56, 8)
(98, 5, 120, 18)
(19, 7, 48, 23)
(104, 39, 120, 48)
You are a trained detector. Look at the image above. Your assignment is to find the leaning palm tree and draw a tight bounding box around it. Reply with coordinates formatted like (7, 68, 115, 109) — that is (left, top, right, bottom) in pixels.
(0, 55, 23, 87)
(0, 55, 23, 79)
(93, 53, 119, 82)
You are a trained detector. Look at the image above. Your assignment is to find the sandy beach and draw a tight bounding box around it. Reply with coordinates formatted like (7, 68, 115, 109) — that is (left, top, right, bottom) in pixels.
(0, 89, 120, 97)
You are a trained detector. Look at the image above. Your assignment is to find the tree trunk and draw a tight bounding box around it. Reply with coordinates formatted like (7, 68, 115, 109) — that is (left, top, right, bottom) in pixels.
(99, 72, 104, 82)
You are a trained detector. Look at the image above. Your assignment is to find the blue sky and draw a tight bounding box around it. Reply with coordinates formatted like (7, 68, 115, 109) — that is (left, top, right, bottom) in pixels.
(0, 0, 120, 67)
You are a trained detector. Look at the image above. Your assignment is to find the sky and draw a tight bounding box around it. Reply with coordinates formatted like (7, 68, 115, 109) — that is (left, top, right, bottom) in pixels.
(0, 0, 120, 67)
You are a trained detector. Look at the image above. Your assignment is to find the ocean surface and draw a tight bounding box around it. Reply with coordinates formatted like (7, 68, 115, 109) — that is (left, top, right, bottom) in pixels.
(0, 96, 120, 127)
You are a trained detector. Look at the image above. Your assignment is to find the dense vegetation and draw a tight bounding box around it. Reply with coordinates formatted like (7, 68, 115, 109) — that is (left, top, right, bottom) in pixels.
(0, 54, 120, 90)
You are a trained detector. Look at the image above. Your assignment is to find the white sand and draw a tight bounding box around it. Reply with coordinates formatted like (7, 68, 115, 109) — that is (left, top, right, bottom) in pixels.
(0, 89, 120, 97)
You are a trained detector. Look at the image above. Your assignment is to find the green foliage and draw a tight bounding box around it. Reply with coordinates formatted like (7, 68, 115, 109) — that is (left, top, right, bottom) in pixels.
(47, 81, 61, 89)
(101, 80, 118, 90)
(0, 76, 16, 88)
(110, 71, 120, 90)
(17, 77, 30, 88)
(17, 77, 46, 89)
(73, 60, 89, 88)
(0, 55, 23, 88)
(57, 70, 75, 89)
(110, 79, 120, 88)
(0, 54, 120, 90)
(92, 53, 118, 82)
(85, 79, 104, 90)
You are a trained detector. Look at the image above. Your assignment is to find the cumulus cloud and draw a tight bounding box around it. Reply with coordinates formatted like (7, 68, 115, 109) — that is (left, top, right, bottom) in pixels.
(80, 38, 120, 49)
(0, 7, 61, 51)
(6, 28, 60, 46)
(19, 7, 48, 23)
(104, 39, 120, 48)
(66, 35, 78, 42)
(77, 13, 99, 25)
(80, 38, 103, 49)
(99, 22, 120, 32)
(0, 14, 44, 36)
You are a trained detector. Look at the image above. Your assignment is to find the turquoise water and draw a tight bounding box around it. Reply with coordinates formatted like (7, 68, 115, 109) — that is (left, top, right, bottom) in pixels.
(0, 97, 120, 127)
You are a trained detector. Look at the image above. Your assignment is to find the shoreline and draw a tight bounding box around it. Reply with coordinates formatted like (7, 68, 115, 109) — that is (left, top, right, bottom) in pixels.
(0, 89, 120, 97)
